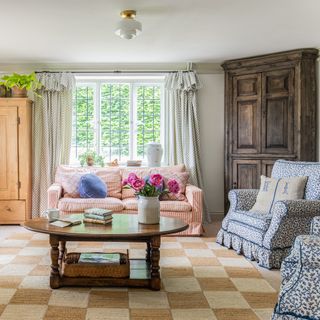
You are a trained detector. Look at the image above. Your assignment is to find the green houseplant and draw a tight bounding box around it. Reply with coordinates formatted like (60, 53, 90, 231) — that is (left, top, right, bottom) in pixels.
(0, 72, 43, 98)
(79, 151, 105, 167)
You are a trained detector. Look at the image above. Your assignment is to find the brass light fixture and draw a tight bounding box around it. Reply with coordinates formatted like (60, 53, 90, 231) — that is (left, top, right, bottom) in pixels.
(115, 10, 142, 40)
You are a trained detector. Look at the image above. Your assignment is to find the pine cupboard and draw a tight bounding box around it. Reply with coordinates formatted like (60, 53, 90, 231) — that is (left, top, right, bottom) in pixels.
(0, 98, 32, 224)
(223, 49, 318, 210)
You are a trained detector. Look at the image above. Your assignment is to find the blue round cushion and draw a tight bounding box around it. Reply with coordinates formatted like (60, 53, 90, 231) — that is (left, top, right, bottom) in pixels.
(78, 174, 107, 198)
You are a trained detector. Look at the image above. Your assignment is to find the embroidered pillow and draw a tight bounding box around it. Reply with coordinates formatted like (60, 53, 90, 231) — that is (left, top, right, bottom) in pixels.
(250, 175, 308, 214)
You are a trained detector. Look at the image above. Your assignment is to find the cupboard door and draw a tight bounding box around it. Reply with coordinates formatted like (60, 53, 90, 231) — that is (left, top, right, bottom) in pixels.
(261, 69, 294, 154)
(0, 107, 19, 199)
(232, 159, 261, 190)
(261, 160, 276, 177)
(232, 74, 261, 154)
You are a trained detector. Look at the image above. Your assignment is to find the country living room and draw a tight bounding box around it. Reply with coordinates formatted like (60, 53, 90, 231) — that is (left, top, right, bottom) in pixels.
(0, 1, 320, 320)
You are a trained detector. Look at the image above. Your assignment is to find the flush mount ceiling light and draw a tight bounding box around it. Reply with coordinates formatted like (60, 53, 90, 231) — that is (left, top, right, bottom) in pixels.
(115, 10, 142, 40)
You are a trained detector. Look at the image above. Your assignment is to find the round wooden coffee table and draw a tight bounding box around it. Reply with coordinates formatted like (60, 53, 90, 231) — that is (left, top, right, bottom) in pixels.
(24, 213, 188, 290)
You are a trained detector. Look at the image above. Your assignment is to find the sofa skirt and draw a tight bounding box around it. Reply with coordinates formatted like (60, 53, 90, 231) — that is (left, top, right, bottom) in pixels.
(216, 229, 290, 269)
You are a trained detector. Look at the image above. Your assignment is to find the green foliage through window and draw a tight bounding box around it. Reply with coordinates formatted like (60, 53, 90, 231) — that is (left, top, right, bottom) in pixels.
(71, 81, 162, 164)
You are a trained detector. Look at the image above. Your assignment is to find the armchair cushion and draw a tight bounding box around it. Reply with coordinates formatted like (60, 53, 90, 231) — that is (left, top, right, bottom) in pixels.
(228, 210, 272, 232)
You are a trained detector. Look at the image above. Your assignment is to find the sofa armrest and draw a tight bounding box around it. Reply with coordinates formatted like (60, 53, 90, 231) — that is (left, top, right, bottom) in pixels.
(47, 183, 63, 209)
(186, 184, 203, 223)
(263, 200, 320, 249)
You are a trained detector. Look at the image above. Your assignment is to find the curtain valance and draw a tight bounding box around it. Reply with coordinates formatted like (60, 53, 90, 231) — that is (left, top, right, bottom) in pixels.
(36, 72, 75, 92)
(164, 71, 202, 91)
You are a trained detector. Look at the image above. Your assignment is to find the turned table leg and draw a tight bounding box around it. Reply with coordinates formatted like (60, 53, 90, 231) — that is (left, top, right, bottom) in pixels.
(146, 241, 151, 263)
(59, 241, 66, 266)
(150, 235, 161, 290)
(50, 235, 61, 289)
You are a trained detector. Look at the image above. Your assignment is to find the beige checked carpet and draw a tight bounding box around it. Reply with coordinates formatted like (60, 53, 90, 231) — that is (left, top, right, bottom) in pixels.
(0, 226, 279, 320)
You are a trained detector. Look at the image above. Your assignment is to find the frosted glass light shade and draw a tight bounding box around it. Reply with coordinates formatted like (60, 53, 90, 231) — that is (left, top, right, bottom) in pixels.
(115, 18, 142, 40)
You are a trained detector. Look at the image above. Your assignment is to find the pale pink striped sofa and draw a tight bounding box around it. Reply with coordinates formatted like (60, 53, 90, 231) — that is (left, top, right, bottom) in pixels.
(48, 165, 204, 235)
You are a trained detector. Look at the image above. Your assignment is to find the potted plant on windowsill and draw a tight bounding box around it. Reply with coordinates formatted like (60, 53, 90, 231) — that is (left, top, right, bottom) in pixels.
(0, 72, 43, 98)
(122, 173, 180, 224)
(79, 151, 105, 167)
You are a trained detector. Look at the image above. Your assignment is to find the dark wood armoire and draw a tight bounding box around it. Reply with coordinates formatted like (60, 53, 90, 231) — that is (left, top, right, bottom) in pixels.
(223, 48, 318, 210)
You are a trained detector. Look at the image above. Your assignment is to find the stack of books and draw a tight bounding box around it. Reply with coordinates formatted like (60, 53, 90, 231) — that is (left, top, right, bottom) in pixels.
(83, 208, 113, 225)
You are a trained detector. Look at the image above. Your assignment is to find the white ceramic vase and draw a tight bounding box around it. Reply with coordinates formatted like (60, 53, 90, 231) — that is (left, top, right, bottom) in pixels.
(146, 143, 163, 167)
(137, 196, 160, 224)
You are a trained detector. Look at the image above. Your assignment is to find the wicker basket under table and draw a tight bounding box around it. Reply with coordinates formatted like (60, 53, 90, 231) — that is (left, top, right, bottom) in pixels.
(62, 251, 130, 278)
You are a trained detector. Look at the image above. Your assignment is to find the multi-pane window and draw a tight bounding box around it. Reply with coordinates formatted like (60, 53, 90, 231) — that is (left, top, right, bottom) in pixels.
(71, 77, 163, 164)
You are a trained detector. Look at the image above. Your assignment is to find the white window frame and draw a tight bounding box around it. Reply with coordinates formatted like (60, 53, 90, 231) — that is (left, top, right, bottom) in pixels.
(73, 75, 165, 165)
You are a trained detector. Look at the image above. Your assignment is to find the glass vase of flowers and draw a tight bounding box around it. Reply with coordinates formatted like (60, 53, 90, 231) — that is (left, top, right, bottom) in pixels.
(123, 173, 180, 224)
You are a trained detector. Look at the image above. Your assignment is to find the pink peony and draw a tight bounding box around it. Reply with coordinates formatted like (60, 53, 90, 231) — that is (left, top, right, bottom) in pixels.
(131, 178, 145, 191)
(167, 179, 180, 194)
(127, 173, 138, 184)
(149, 174, 163, 187)
(122, 179, 128, 186)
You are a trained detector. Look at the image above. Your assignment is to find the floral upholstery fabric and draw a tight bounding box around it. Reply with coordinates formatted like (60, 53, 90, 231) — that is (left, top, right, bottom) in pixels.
(217, 160, 320, 269)
(310, 216, 320, 235)
(272, 232, 320, 319)
(271, 159, 320, 200)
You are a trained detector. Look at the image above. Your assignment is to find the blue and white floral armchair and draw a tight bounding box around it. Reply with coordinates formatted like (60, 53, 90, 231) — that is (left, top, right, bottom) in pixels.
(217, 160, 320, 269)
(272, 216, 320, 319)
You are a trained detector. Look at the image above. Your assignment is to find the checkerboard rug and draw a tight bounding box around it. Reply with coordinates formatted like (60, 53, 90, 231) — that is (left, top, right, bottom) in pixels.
(0, 226, 279, 320)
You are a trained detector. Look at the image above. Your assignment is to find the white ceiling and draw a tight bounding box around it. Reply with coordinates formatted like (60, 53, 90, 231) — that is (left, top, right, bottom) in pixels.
(1, 0, 320, 64)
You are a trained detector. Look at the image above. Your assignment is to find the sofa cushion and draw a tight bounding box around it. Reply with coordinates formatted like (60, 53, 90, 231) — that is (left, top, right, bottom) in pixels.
(272, 160, 320, 200)
(122, 198, 192, 212)
(121, 164, 186, 199)
(58, 197, 124, 212)
(55, 165, 122, 199)
(79, 174, 107, 198)
(94, 168, 122, 199)
(55, 166, 89, 197)
(161, 172, 190, 201)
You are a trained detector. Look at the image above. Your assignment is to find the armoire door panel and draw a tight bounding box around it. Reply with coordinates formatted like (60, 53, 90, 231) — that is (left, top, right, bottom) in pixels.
(232, 74, 261, 154)
(232, 160, 261, 190)
(237, 77, 259, 96)
(266, 71, 290, 95)
(0, 107, 18, 199)
(262, 69, 294, 154)
(261, 160, 276, 178)
(265, 98, 289, 149)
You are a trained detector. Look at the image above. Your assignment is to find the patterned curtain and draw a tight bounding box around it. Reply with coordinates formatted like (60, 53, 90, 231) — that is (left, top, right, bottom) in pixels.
(164, 71, 209, 221)
(32, 72, 75, 217)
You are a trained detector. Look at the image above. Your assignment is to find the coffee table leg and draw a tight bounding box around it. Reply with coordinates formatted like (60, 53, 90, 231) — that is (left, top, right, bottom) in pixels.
(59, 241, 67, 266)
(49, 235, 60, 289)
(146, 241, 151, 263)
(59, 241, 66, 265)
(150, 235, 161, 290)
